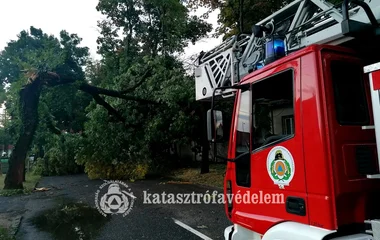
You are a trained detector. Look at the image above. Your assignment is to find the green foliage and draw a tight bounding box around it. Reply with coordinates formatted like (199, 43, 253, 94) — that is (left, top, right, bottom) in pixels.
(1, 1, 213, 181)
(31, 158, 44, 176)
(187, 0, 346, 39)
(0, 189, 24, 197)
(0, 26, 88, 85)
(171, 163, 226, 188)
(78, 56, 202, 175)
(0, 26, 89, 132)
(185, 0, 292, 38)
(76, 1, 212, 178)
(34, 133, 83, 176)
(0, 125, 12, 149)
(83, 161, 149, 181)
(96, 0, 212, 56)
(0, 226, 15, 240)
(0, 27, 91, 183)
(40, 85, 91, 133)
(0, 173, 40, 196)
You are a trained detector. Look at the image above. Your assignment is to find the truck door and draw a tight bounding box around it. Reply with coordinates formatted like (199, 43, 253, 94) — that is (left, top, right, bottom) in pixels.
(231, 61, 308, 234)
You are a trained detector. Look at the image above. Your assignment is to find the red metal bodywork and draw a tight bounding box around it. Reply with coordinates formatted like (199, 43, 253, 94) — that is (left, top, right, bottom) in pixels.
(372, 71, 380, 90)
(224, 44, 380, 234)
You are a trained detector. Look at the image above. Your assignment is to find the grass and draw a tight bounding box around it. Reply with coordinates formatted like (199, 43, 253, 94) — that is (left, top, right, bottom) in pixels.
(170, 164, 226, 189)
(0, 173, 40, 196)
(0, 226, 15, 240)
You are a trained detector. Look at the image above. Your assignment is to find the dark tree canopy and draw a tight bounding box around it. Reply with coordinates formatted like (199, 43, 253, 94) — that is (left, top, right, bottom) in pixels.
(0, 27, 89, 87)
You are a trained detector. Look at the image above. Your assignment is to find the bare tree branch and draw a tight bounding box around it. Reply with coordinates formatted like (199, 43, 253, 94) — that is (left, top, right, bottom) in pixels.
(89, 93, 142, 128)
(91, 94, 126, 123)
(79, 83, 158, 105)
(31, 70, 157, 104)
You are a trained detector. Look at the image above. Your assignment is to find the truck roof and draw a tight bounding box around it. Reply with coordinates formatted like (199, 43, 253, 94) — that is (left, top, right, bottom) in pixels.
(240, 44, 356, 84)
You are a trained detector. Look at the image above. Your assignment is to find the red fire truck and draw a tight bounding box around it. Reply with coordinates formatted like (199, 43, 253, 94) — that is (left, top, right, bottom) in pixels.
(195, 0, 380, 239)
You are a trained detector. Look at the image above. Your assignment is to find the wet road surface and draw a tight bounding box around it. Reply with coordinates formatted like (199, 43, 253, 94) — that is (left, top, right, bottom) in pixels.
(1, 174, 231, 240)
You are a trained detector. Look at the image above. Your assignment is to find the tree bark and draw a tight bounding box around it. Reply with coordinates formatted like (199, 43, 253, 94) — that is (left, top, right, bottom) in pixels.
(23, 162, 26, 182)
(200, 102, 209, 174)
(4, 75, 43, 189)
(79, 83, 158, 105)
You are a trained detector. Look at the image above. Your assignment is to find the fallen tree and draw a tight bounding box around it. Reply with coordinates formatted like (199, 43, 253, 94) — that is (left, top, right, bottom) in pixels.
(4, 70, 156, 189)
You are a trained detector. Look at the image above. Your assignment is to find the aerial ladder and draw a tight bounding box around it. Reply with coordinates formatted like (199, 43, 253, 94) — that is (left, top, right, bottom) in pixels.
(195, 0, 380, 100)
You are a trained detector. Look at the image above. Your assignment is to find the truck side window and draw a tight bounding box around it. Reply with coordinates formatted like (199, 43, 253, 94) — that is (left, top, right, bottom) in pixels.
(330, 61, 369, 125)
(235, 90, 251, 187)
(236, 90, 250, 154)
(252, 70, 294, 151)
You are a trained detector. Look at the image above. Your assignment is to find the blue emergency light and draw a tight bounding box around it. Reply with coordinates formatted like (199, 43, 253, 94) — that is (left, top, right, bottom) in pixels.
(265, 37, 286, 64)
(255, 61, 264, 69)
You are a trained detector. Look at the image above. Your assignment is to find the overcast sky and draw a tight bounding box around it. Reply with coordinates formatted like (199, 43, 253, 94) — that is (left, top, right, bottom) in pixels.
(0, 0, 222, 60)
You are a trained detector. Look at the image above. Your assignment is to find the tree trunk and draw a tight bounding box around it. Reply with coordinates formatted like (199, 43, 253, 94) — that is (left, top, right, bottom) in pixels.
(23, 162, 26, 182)
(43, 147, 49, 176)
(4, 77, 42, 189)
(200, 102, 209, 174)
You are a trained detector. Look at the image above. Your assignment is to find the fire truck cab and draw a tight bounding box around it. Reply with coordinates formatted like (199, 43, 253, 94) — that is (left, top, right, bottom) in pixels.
(194, 0, 380, 239)
(222, 44, 380, 240)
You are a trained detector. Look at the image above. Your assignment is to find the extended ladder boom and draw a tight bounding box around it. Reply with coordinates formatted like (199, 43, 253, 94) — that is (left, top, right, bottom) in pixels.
(195, 0, 380, 101)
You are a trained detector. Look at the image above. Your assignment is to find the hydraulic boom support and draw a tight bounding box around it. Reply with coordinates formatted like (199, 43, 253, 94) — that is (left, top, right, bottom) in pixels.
(195, 0, 380, 101)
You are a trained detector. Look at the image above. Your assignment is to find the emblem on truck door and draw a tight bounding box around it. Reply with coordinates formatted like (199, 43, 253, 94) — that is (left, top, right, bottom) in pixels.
(267, 146, 295, 188)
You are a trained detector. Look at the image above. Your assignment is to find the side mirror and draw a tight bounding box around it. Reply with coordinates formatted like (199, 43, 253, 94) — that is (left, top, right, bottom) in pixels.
(207, 109, 223, 142)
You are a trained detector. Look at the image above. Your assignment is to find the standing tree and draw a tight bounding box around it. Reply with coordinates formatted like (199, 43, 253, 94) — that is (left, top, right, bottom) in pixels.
(76, 0, 213, 177)
(186, 0, 292, 39)
(187, 0, 344, 39)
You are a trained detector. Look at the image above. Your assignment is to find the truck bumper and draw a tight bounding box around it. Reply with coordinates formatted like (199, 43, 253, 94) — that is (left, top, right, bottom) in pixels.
(224, 225, 234, 240)
(224, 224, 261, 240)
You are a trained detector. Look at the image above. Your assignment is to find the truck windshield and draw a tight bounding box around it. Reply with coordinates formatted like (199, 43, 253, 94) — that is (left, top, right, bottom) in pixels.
(251, 69, 294, 151)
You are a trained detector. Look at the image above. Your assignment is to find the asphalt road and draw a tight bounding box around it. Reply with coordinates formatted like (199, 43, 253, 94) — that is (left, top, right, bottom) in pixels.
(5, 174, 231, 240)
